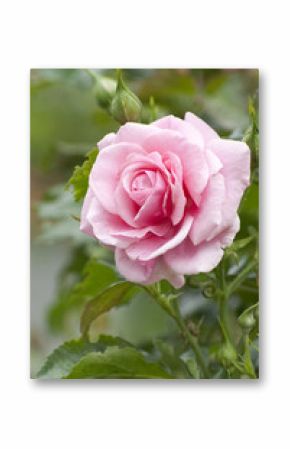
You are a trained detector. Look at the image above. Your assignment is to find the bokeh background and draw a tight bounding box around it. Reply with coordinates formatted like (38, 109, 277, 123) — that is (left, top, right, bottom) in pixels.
(31, 69, 258, 377)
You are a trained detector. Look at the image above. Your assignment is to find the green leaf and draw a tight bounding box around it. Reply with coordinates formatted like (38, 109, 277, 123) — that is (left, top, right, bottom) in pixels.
(66, 147, 99, 201)
(80, 281, 138, 336)
(37, 335, 133, 379)
(37, 184, 85, 244)
(70, 260, 118, 304)
(65, 346, 173, 379)
(227, 235, 256, 253)
(37, 338, 104, 379)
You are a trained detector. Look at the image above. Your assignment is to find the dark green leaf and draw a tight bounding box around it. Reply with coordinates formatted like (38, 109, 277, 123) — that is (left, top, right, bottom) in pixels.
(37, 335, 133, 379)
(80, 281, 138, 336)
(37, 338, 104, 379)
(65, 346, 173, 379)
(66, 147, 99, 201)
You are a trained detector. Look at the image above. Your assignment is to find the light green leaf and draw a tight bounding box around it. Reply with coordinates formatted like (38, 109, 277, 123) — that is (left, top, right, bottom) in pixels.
(66, 147, 99, 201)
(65, 346, 173, 379)
(80, 281, 138, 336)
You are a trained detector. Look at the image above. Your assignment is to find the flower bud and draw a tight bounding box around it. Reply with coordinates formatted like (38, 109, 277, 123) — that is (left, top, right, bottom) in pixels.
(219, 342, 237, 367)
(110, 70, 142, 124)
(238, 311, 256, 330)
(94, 76, 116, 109)
(86, 70, 116, 109)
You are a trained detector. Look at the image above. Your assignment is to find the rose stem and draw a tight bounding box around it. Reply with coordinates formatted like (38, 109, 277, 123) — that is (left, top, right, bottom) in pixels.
(144, 284, 210, 379)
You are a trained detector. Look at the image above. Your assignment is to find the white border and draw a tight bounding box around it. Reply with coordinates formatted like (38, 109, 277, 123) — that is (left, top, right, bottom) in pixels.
(1, 0, 289, 447)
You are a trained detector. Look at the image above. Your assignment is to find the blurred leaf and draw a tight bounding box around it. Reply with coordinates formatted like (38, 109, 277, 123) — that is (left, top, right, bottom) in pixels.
(154, 339, 190, 378)
(66, 147, 99, 201)
(183, 357, 201, 379)
(70, 260, 118, 303)
(242, 334, 256, 378)
(227, 235, 256, 253)
(81, 281, 138, 336)
(48, 257, 117, 333)
(37, 184, 86, 244)
(243, 96, 259, 154)
(65, 346, 173, 379)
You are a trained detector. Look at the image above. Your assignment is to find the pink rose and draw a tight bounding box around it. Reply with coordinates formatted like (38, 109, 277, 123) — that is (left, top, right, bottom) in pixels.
(80, 114, 250, 288)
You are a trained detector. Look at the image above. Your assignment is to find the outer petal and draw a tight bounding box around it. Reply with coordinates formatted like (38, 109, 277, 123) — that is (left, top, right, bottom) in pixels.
(207, 138, 250, 235)
(145, 257, 185, 288)
(164, 237, 224, 275)
(115, 248, 156, 284)
(185, 112, 219, 144)
(125, 214, 193, 261)
(80, 187, 95, 238)
(152, 115, 203, 148)
(189, 173, 225, 245)
(114, 122, 157, 146)
(98, 132, 116, 150)
(115, 249, 184, 288)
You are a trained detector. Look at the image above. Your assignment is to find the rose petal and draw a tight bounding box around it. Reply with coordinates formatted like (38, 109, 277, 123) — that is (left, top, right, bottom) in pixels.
(207, 138, 250, 235)
(115, 122, 157, 146)
(115, 248, 156, 284)
(164, 237, 224, 275)
(185, 112, 218, 144)
(152, 115, 203, 148)
(89, 142, 146, 215)
(125, 214, 193, 261)
(189, 173, 225, 245)
(98, 132, 116, 150)
(143, 129, 209, 205)
(115, 248, 184, 288)
(80, 187, 95, 238)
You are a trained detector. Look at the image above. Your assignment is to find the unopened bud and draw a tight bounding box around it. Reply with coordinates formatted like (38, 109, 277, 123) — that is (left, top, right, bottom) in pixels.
(110, 69, 142, 124)
(219, 342, 237, 367)
(86, 70, 116, 109)
(238, 311, 256, 330)
(94, 76, 116, 109)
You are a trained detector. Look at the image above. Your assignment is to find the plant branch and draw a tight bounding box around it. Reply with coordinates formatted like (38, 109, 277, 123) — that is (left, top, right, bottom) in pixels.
(144, 285, 210, 379)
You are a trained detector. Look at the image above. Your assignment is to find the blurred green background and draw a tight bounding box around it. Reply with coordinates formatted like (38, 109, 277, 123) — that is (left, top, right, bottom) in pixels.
(31, 69, 258, 377)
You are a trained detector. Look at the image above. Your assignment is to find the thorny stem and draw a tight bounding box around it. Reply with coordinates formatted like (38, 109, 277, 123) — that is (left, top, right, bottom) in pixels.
(144, 285, 210, 379)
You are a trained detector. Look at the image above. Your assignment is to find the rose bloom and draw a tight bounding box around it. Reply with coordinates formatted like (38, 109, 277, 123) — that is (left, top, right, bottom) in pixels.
(80, 114, 250, 288)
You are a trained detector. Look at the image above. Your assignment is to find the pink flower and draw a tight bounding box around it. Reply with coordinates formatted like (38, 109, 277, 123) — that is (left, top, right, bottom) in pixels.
(80, 113, 250, 288)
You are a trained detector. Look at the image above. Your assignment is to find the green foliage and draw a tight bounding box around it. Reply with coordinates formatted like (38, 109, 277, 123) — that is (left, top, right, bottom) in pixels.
(154, 339, 191, 378)
(80, 282, 138, 336)
(37, 338, 105, 379)
(70, 260, 118, 304)
(37, 184, 85, 244)
(48, 257, 117, 333)
(65, 346, 173, 379)
(37, 335, 134, 379)
(66, 147, 99, 201)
